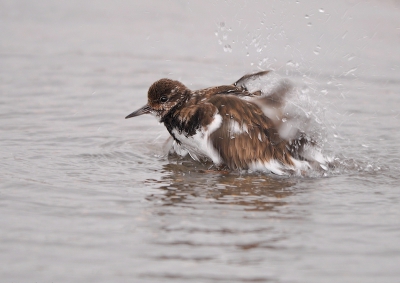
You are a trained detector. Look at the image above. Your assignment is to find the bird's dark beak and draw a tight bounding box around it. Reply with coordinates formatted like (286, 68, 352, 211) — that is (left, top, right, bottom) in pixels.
(125, 105, 151, 119)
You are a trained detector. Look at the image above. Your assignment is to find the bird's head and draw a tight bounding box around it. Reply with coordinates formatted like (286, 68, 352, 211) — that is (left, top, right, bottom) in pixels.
(125, 78, 190, 121)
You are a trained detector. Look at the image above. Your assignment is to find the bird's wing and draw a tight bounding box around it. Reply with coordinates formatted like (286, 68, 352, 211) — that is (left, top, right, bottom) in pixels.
(233, 70, 270, 89)
(194, 85, 257, 99)
(255, 79, 292, 109)
(207, 95, 294, 170)
(193, 71, 271, 100)
(204, 70, 271, 97)
(192, 71, 271, 100)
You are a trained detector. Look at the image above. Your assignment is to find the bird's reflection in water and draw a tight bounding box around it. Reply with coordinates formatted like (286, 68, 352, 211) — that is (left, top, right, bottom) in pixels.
(145, 157, 297, 211)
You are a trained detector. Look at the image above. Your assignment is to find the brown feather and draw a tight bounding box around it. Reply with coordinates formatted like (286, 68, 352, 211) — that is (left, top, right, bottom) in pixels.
(208, 95, 293, 170)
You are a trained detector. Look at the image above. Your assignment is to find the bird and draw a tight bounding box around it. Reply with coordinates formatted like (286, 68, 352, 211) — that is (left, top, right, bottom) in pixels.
(125, 71, 327, 175)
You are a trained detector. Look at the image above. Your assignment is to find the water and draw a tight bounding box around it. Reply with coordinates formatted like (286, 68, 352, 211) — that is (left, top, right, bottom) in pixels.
(1, 0, 400, 282)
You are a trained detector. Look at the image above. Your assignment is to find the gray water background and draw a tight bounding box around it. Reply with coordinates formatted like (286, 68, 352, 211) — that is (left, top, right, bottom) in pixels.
(1, 0, 400, 282)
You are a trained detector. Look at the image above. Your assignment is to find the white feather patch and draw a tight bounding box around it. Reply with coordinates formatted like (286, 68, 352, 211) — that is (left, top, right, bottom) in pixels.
(229, 120, 250, 135)
(249, 160, 285, 175)
(249, 157, 312, 176)
(172, 113, 223, 165)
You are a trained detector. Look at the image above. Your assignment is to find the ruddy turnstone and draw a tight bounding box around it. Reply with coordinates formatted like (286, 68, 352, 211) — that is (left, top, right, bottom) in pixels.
(125, 71, 326, 175)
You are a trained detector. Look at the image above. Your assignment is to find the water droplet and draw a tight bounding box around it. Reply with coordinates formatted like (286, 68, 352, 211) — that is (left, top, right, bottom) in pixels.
(344, 67, 357, 76)
(223, 45, 232, 52)
(224, 44, 232, 52)
(219, 22, 225, 31)
(258, 58, 267, 66)
(301, 86, 310, 94)
(246, 52, 249, 57)
(222, 34, 228, 40)
(305, 14, 310, 19)
(319, 8, 324, 13)
(214, 31, 218, 37)
(286, 60, 299, 68)
(320, 164, 328, 170)
(313, 45, 321, 55)
(282, 118, 287, 122)
(347, 54, 355, 61)
(307, 22, 312, 27)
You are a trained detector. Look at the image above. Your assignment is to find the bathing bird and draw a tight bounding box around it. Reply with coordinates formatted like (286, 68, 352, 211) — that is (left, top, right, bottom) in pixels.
(125, 71, 325, 175)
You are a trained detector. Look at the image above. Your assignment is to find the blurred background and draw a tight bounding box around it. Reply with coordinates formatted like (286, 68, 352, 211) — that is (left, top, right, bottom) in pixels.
(1, 0, 400, 282)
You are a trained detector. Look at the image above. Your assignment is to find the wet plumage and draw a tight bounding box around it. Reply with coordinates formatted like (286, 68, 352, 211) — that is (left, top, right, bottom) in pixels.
(125, 71, 326, 175)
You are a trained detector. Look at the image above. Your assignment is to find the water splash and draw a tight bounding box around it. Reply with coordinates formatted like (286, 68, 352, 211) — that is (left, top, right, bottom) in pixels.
(215, 21, 233, 53)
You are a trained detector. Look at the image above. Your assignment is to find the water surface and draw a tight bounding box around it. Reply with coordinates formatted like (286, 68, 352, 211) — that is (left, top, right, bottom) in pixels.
(1, 1, 400, 282)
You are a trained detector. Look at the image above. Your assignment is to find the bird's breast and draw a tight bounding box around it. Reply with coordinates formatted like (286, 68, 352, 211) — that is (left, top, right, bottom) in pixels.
(170, 114, 223, 165)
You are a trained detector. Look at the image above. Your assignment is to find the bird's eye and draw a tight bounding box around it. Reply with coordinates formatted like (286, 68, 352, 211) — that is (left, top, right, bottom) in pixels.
(160, 96, 168, 103)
